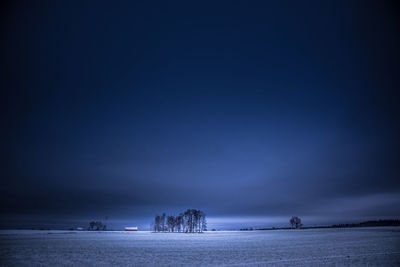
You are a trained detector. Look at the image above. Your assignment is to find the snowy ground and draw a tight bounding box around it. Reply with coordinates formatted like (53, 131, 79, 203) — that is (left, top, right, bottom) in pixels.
(1, 227, 400, 266)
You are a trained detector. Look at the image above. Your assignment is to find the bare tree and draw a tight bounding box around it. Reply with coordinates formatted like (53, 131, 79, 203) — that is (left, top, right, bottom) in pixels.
(176, 214, 183, 232)
(200, 211, 207, 232)
(192, 209, 198, 232)
(166, 216, 173, 232)
(161, 213, 166, 232)
(290, 216, 302, 229)
(184, 209, 192, 233)
(89, 221, 96, 230)
(154, 215, 161, 232)
(194, 209, 200, 232)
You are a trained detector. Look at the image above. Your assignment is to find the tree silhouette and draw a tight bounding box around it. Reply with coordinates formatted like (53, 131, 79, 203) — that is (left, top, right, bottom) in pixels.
(89, 221, 106, 231)
(290, 216, 302, 229)
(154, 209, 207, 233)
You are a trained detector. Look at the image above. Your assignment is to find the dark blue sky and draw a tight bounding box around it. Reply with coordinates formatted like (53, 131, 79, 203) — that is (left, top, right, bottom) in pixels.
(1, 1, 399, 229)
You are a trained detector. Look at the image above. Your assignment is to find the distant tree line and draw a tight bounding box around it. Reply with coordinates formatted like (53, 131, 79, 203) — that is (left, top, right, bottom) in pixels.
(154, 209, 207, 233)
(330, 220, 400, 228)
(241, 216, 303, 231)
(241, 218, 400, 231)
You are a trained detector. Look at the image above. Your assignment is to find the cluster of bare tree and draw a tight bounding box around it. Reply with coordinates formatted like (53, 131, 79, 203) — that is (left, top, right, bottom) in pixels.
(89, 221, 106, 231)
(154, 209, 207, 233)
(290, 216, 302, 229)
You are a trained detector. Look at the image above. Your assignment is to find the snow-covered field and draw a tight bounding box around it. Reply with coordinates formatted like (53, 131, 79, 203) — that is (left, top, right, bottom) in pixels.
(1, 227, 400, 266)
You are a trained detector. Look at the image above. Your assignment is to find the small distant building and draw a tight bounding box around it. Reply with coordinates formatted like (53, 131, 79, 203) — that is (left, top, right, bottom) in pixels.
(125, 227, 138, 231)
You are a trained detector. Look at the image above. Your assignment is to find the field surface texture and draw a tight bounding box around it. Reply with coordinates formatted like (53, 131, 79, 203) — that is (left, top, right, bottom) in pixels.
(1, 227, 400, 266)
